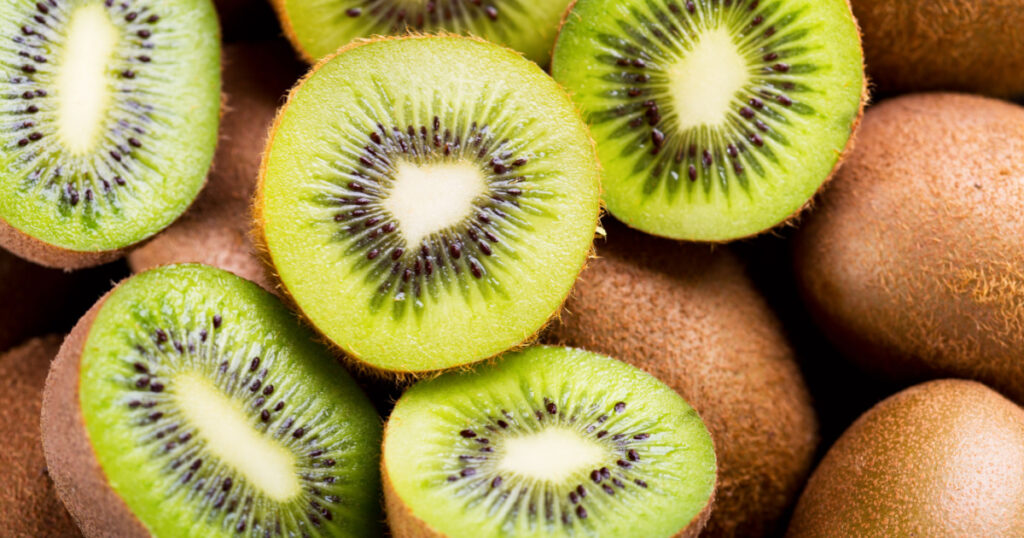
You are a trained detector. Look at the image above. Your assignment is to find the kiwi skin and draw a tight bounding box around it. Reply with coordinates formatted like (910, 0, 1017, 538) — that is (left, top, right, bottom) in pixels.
(787, 379, 1024, 537)
(0, 219, 124, 270)
(794, 93, 1024, 404)
(544, 221, 817, 537)
(1, 336, 81, 537)
(128, 42, 303, 291)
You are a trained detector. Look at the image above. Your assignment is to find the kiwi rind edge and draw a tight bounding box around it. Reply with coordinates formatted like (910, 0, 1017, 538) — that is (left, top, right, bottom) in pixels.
(0, 217, 126, 270)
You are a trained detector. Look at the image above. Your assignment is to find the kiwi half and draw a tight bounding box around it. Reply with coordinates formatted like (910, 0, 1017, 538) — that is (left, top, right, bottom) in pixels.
(256, 35, 601, 373)
(0, 0, 220, 269)
(383, 346, 717, 538)
(552, 0, 865, 241)
(41, 264, 382, 537)
(272, 0, 572, 65)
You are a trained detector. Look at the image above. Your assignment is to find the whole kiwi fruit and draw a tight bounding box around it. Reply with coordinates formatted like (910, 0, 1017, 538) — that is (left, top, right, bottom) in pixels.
(852, 0, 1024, 97)
(545, 221, 817, 537)
(794, 93, 1024, 403)
(787, 379, 1024, 536)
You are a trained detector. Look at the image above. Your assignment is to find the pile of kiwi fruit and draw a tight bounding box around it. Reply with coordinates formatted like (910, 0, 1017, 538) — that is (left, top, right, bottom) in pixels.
(1, 0, 1022, 536)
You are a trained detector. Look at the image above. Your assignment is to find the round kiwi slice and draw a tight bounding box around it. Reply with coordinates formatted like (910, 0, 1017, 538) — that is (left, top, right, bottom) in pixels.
(256, 36, 601, 373)
(551, 0, 865, 241)
(383, 346, 717, 537)
(0, 0, 220, 269)
(41, 264, 382, 537)
(272, 0, 572, 65)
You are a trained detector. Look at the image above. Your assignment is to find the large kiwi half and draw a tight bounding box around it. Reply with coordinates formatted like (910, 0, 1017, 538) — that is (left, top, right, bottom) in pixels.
(41, 264, 382, 537)
(256, 35, 601, 373)
(0, 0, 220, 269)
(272, 0, 572, 65)
(552, 0, 865, 241)
(383, 346, 717, 537)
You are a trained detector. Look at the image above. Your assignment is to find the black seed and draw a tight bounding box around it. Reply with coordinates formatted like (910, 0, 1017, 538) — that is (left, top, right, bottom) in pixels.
(275, 401, 284, 411)
(764, 52, 779, 62)
(21, 64, 35, 73)
(628, 449, 640, 461)
(146, 14, 159, 23)
(777, 95, 793, 106)
(613, 478, 624, 488)
(686, 0, 695, 13)
(651, 129, 665, 148)
(149, 412, 163, 421)
(27, 105, 38, 113)
(740, 107, 755, 119)
(263, 384, 274, 396)
(688, 165, 698, 181)
(727, 144, 738, 157)
(250, 380, 261, 392)
(546, 401, 557, 415)
(469, 260, 483, 279)
(367, 249, 380, 260)
(751, 15, 763, 26)
(635, 479, 648, 488)
(134, 362, 148, 373)
(614, 402, 626, 413)
(590, 470, 601, 483)
(136, 377, 150, 388)
(460, 429, 476, 438)
(138, 29, 151, 38)
(28, 132, 41, 141)
(180, 432, 192, 442)
(126, 11, 137, 21)
(155, 329, 168, 343)
(190, 459, 202, 471)
(634, 433, 651, 440)
(496, 420, 508, 429)
(122, 70, 135, 79)
(293, 427, 305, 438)
(115, 176, 126, 186)
(346, 7, 361, 16)
(449, 243, 461, 259)
(576, 506, 588, 519)
(773, 63, 790, 73)
(577, 485, 587, 497)
(617, 459, 631, 468)
(602, 484, 615, 495)
(261, 410, 270, 421)
(484, 6, 498, 20)
(597, 430, 607, 438)
(151, 382, 164, 393)
(138, 55, 150, 62)
(569, 491, 578, 504)
(447, 475, 458, 482)
(491, 476, 502, 488)
(128, 400, 141, 408)
(702, 150, 713, 166)
(460, 468, 476, 477)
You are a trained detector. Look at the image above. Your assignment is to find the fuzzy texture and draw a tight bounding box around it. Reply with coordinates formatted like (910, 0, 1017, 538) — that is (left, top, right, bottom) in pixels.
(544, 222, 817, 538)
(0, 248, 79, 353)
(127, 43, 302, 291)
(794, 93, 1024, 403)
(1, 336, 81, 537)
(787, 379, 1024, 537)
(852, 0, 1024, 97)
(0, 217, 124, 270)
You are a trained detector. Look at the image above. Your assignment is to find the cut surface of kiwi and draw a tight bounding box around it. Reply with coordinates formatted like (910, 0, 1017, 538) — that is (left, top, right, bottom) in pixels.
(383, 346, 717, 537)
(0, 0, 220, 268)
(41, 264, 382, 537)
(552, 0, 865, 241)
(272, 0, 572, 65)
(256, 36, 601, 373)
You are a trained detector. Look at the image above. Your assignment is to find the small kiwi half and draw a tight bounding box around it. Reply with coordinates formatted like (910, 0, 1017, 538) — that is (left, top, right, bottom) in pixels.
(0, 0, 220, 269)
(383, 346, 717, 538)
(552, 0, 866, 241)
(41, 264, 382, 537)
(256, 35, 601, 373)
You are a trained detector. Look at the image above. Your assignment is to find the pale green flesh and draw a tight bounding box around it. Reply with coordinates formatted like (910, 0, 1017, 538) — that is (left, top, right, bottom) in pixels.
(259, 37, 601, 373)
(385, 346, 717, 538)
(552, 0, 864, 241)
(0, 0, 220, 252)
(79, 264, 382, 537)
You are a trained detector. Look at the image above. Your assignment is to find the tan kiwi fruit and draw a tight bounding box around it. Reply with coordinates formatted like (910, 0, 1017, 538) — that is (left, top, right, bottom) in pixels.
(127, 42, 303, 291)
(794, 93, 1024, 403)
(545, 221, 817, 537)
(0, 248, 79, 353)
(787, 379, 1024, 537)
(1, 336, 80, 536)
(852, 0, 1024, 97)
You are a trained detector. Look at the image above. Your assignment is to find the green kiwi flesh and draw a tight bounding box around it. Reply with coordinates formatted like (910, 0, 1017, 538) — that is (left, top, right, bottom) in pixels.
(552, 0, 865, 241)
(383, 346, 717, 537)
(256, 36, 601, 373)
(41, 264, 382, 537)
(0, 0, 220, 266)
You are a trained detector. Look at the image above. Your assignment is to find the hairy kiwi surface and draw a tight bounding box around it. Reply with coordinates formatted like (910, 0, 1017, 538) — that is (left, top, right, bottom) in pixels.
(1, 335, 81, 536)
(546, 221, 816, 537)
(794, 93, 1024, 404)
(787, 380, 1024, 537)
(256, 35, 601, 373)
(552, 0, 865, 241)
(41, 264, 382, 537)
(383, 346, 717, 538)
(128, 42, 302, 291)
(0, 0, 220, 269)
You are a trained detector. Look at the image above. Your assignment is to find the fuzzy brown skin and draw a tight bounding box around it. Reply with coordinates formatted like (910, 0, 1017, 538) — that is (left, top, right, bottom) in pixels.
(127, 43, 302, 291)
(543, 222, 817, 538)
(787, 380, 1024, 537)
(0, 248, 80, 353)
(0, 218, 124, 270)
(1, 336, 81, 537)
(41, 292, 150, 538)
(794, 94, 1024, 404)
(852, 0, 1024, 97)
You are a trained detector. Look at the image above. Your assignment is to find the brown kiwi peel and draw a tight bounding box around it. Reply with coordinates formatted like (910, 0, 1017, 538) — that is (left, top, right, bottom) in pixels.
(0, 218, 124, 270)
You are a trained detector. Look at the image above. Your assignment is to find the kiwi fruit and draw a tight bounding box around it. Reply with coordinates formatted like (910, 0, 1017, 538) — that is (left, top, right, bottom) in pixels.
(41, 264, 382, 537)
(271, 0, 572, 65)
(0, 0, 221, 270)
(255, 35, 601, 373)
(794, 93, 1024, 404)
(545, 221, 816, 537)
(551, 0, 866, 242)
(383, 345, 717, 537)
(787, 379, 1024, 536)
(127, 42, 303, 291)
(1, 336, 81, 536)
(852, 0, 1024, 97)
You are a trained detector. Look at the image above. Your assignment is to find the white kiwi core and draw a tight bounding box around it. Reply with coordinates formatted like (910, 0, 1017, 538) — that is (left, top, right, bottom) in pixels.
(56, 4, 118, 155)
(384, 161, 487, 248)
(174, 371, 300, 501)
(497, 428, 606, 482)
(667, 27, 750, 131)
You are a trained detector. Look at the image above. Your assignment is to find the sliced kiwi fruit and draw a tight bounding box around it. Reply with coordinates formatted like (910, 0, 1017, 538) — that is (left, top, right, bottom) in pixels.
(552, 0, 865, 241)
(256, 35, 601, 373)
(272, 0, 572, 65)
(383, 346, 717, 537)
(0, 0, 220, 269)
(41, 264, 382, 537)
